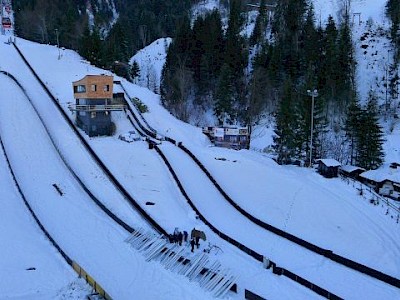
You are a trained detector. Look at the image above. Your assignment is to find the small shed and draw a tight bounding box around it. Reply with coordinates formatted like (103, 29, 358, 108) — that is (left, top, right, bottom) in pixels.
(317, 159, 341, 178)
(340, 165, 365, 180)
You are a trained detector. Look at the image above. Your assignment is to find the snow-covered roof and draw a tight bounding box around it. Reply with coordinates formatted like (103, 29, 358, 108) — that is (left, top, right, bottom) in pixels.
(340, 165, 365, 173)
(318, 159, 341, 167)
(360, 168, 400, 184)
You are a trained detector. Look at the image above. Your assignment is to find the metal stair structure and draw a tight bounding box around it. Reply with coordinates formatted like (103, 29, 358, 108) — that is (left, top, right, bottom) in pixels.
(125, 228, 237, 298)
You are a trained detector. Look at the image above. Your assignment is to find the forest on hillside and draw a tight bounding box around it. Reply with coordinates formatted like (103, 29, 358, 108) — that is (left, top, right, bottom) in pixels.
(13, 0, 201, 74)
(161, 0, 397, 169)
(13, 0, 400, 169)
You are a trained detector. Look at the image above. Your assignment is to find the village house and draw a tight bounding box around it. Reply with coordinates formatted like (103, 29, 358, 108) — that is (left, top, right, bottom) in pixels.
(359, 164, 400, 200)
(340, 165, 366, 180)
(202, 126, 250, 150)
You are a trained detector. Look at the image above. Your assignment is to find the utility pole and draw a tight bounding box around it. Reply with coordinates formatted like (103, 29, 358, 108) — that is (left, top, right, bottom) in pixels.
(307, 89, 318, 167)
(55, 29, 60, 60)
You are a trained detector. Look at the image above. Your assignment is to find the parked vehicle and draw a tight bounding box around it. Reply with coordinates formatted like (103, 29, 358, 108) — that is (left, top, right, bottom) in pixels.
(118, 130, 141, 143)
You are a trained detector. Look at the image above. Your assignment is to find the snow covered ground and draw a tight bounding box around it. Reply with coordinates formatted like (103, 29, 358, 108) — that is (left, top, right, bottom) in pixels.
(0, 139, 90, 299)
(129, 38, 171, 93)
(0, 61, 215, 300)
(0, 31, 398, 299)
(0, 1, 399, 299)
(0, 36, 318, 300)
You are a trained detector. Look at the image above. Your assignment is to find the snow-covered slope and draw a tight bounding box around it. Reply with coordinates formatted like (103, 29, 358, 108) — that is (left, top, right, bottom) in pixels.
(0, 1, 399, 298)
(129, 38, 171, 94)
(0, 142, 91, 299)
(1, 32, 399, 299)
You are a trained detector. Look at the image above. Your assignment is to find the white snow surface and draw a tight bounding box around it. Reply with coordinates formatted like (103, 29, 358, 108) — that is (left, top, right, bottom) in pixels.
(0, 0, 399, 299)
(129, 38, 172, 93)
(0, 32, 399, 299)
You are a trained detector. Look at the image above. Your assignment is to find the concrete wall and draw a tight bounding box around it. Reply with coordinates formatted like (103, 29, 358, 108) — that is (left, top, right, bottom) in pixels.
(76, 111, 112, 137)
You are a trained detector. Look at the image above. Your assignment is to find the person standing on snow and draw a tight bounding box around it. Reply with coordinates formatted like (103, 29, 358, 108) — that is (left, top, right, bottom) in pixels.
(177, 231, 183, 246)
(190, 239, 195, 252)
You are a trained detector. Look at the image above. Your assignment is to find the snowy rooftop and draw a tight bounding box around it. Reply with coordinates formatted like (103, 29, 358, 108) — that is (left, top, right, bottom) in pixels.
(317, 158, 341, 167)
(360, 166, 400, 184)
(340, 165, 365, 173)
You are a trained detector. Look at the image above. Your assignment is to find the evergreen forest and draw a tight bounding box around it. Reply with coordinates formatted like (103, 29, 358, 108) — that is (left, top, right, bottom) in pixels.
(13, 0, 400, 169)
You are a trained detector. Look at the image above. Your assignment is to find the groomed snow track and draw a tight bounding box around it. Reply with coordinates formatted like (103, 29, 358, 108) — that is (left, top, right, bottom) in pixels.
(119, 83, 345, 299)
(10, 43, 166, 236)
(0, 134, 72, 265)
(8, 45, 241, 298)
(11, 39, 397, 298)
(118, 82, 400, 295)
(176, 143, 400, 288)
(0, 70, 135, 234)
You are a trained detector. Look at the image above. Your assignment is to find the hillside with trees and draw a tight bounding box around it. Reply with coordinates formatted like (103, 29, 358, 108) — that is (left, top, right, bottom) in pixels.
(159, 0, 392, 169)
(13, 0, 400, 169)
(14, 0, 200, 78)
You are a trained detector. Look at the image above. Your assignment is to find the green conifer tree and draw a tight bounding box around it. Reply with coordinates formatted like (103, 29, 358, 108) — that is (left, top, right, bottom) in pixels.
(215, 64, 235, 125)
(249, 0, 267, 46)
(386, 0, 400, 64)
(130, 61, 140, 84)
(273, 78, 299, 164)
(336, 10, 355, 111)
(356, 90, 385, 169)
(344, 98, 362, 165)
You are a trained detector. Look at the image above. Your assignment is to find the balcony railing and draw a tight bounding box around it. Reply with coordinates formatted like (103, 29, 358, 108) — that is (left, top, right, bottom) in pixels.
(68, 104, 125, 112)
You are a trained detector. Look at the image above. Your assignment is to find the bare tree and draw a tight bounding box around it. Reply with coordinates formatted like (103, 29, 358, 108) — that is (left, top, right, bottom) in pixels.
(139, 25, 148, 48)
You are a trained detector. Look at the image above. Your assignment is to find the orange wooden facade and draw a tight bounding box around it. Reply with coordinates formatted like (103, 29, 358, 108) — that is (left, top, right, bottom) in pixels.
(72, 75, 113, 100)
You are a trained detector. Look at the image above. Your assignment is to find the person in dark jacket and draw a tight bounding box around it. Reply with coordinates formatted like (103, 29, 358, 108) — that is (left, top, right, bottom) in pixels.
(190, 239, 195, 252)
(177, 231, 183, 246)
(168, 234, 174, 243)
(183, 231, 188, 243)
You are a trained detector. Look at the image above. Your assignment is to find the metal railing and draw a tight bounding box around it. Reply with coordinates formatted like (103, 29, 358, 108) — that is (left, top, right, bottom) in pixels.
(68, 104, 125, 112)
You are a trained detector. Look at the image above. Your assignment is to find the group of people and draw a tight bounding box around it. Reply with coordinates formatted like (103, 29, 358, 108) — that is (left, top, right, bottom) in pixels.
(168, 228, 204, 253)
(168, 229, 188, 246)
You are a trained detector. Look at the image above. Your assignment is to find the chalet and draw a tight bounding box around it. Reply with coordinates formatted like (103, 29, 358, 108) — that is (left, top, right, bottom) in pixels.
(359, 165, 400, 200)
(69, 75, 125, 137)
(202, 126, 250, 150)
(340, 165, 365, 180)
(317, 159, 341, 178)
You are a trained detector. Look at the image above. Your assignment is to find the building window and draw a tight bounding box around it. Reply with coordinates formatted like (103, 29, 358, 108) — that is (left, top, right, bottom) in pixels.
(104, 85, 110, 92)
(229, 136, 237, 142)
(74, 85, 86, 93)
(91, 84, 97, 92)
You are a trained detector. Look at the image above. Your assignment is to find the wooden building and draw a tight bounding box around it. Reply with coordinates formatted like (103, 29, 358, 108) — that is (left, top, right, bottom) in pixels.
(359, 165, 400, 200)
(317, 159, 341, 178)
(340, 165, 365, 180)
(69, 75, 125, 137)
